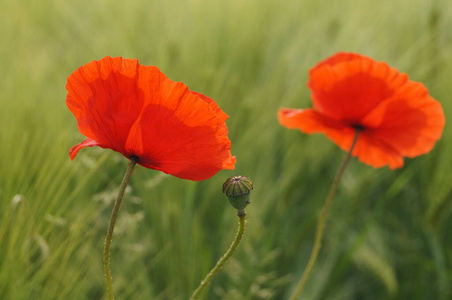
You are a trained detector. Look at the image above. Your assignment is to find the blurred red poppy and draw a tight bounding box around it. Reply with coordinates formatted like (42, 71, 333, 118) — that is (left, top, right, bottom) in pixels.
(279, 52, 445, 169)
(67, 56, 236, 180)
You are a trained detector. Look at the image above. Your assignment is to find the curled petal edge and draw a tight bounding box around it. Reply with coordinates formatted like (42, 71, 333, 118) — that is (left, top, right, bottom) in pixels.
(69, 138, 103, 160)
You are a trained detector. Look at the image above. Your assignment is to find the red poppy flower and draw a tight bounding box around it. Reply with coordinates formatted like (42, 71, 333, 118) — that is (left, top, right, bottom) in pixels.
(67, 56, 236, 180)
(279, 52, 445, 169)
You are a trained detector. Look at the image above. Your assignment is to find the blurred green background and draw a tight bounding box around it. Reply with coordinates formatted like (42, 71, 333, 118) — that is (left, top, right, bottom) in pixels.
(1, 0, 451, 299)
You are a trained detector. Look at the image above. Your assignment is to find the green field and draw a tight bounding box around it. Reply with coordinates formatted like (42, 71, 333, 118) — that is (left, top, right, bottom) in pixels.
(1, 0, 451, 299)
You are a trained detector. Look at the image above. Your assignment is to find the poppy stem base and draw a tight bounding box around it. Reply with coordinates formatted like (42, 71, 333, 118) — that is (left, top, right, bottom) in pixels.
(190, 211, 247, 300)
(103, 157, 138, 300)
(289, 130, 360, 300)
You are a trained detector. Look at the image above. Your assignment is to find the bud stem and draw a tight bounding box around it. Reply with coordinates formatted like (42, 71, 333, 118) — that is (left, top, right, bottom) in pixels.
(289, 129, 360, 300)
(104, 156, 138, 300)
(190, 211, 247, 299)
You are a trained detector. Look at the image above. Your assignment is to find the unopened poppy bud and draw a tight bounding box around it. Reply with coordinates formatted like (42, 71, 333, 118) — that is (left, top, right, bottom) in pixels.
(222, 176, 253, 211)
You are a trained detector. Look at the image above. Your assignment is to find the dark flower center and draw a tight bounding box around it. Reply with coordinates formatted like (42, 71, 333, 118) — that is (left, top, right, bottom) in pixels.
(351, 124, 364, 131)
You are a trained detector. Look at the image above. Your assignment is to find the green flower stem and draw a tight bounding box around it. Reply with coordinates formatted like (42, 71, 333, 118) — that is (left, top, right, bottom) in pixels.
(190, 210, 247, 300)
(289, 130, 360, 300)
(104, 156, 138, 300)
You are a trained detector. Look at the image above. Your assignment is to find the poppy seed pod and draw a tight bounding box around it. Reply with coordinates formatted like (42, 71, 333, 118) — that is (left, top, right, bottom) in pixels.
(222, 176, 253, 211)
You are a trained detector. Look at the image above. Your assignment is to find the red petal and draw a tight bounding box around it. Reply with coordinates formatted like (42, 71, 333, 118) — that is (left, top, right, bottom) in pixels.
(69, 138, 102, 160)
(278, 108, 405, 169)
(67, 57, 236, 178)
(279, 108, 349, 133)
(280, 52, 445, 169)
(191, 91, 229, 122)
(123, 66, 235, 180)
(352, 132, 404, 169)
(362, 80, 445, 157)
(66, 56, 143, 155)
(308, 53, 408, 125)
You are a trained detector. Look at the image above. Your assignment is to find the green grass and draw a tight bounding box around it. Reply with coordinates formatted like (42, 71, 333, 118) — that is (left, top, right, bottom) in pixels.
(1, 0, 451, 299)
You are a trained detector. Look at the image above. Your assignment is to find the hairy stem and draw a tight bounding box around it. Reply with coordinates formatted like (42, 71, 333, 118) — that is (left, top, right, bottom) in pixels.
(104, 157, 138, 300)
(190, 210, 247, 299)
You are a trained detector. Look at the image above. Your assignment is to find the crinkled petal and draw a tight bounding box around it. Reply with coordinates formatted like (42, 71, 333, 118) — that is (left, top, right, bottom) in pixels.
(308, 52, 408, 125)
(66, 56, 143, 155)
(362, 81, 445, 157)
(67, 57, 236, 179)
(280, 52, 446, 169)
(192, 91, 229, 122)
(123, 68, 235, 180)
(352, 131, 404, 169)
